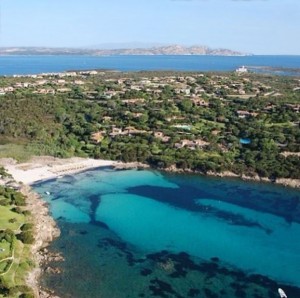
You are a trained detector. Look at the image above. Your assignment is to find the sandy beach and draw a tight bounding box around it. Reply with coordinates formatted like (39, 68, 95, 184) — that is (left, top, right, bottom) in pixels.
(1, 156, 118, 185)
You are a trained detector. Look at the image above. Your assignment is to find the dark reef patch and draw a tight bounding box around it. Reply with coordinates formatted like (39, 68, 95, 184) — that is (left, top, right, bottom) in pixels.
(204, 288, 219, 298)
(79, 230, 88, 235)
(149, 278, 183, 298)
(88, 194, 101, 223)
(128, 182, 300, 223)
(90, 220, 109, 229)
(187, 288, 200, 297)
(140, 268, 153, 276)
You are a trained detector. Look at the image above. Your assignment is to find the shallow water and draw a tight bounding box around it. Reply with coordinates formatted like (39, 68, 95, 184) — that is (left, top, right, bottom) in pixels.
(33, 168, 300, 298)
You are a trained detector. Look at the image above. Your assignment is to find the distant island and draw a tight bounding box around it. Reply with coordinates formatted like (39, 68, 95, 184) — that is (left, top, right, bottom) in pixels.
(0, 45, 249, 56)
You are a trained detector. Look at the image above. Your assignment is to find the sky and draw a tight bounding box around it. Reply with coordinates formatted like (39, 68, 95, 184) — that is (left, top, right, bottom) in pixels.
(0, 0, 299, 54)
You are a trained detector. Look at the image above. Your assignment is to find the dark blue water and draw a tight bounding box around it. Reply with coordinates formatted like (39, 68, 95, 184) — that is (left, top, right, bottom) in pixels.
(0, 55, 300, 76)
(33, 169, 300, 298)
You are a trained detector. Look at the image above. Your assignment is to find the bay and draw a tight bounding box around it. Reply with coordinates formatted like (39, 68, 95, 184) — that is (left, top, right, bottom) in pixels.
(33, 168, 300, 298)
(0, 55, 300, 76)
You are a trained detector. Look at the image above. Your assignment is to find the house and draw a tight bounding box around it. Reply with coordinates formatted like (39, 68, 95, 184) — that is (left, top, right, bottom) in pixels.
(103, 116, 112, 121)
(103, 91, 117, 99)
(56, 79, 66, 85)
(132, 112, 143, 118)
(236, 110, 258, 118)
(91, 131, 105, 143)
(192, 98, 209, 107)
(110, 127, 123, 137)
(80, 70, 98, 75)
(33, 89, 55, 95)
(57, 88, 72, 93)
(236, 66, 248, 73)
(122, 98, 145, 105)
(74, 80, 85, 85)
(3, 87, 14, 92)
(154, 132, 170, 142)
(175, 139, 209, 149)
(124, 127, 148, 135)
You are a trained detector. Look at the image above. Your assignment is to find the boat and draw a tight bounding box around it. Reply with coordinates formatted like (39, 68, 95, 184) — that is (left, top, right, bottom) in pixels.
(278, 288, 287, 298)
(45, 191, 51, 195)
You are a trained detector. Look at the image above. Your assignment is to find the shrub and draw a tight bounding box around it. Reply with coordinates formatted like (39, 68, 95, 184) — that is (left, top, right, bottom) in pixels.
(3, 229, 15, 243)
(20, 223, 34, 231)
(18, 230, 34, 244)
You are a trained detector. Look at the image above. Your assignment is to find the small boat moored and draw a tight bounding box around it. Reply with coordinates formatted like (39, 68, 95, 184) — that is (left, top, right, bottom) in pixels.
(278, 288, 287, 298)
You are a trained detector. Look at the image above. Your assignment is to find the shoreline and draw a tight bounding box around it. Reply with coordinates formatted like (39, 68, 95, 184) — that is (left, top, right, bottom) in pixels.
(1, 156, 299, 297)
(20, 185, 60, 298)
(1, 156, 119, 185)
(162, 165, 300, 189)
(1, 156, 299, 189)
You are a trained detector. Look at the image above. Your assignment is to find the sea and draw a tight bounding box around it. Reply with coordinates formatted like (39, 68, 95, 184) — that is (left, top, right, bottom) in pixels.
(0, 55, 300, 76)
(32, 168, 300, 298)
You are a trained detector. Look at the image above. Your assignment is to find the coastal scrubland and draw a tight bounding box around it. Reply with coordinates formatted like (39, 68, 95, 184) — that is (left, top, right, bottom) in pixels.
(0, 70, 299, 181)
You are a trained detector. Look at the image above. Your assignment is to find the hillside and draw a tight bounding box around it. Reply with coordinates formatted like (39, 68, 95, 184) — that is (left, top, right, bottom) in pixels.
(0, 70, 299, 181)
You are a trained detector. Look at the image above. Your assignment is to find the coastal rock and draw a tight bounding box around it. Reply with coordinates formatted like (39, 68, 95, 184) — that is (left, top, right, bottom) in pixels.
(20, 185, 61, 298)
(40, 251, 65, 263)
(163, 165, 300, 188)
(113, 162, 150, 170)
(276, 178, 300, 188)
(39, 288, 61, 298)
(45, 266, 62, 274)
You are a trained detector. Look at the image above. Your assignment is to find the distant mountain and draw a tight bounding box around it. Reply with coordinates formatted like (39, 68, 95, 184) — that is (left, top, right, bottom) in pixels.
(87, 42, 167, 49)
(0, 45, 249, 56)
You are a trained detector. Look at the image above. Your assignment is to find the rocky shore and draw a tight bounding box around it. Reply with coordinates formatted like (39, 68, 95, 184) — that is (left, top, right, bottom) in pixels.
(163, 165, 300, 189)
(20, 185, 61, 298)
(113, 161, 150, 170)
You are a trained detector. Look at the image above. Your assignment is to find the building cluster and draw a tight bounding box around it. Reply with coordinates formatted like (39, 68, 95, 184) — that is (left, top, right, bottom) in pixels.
(1, 70, 299, 152)
(1, 69, 295, 101)
(0, 70, 100, 95)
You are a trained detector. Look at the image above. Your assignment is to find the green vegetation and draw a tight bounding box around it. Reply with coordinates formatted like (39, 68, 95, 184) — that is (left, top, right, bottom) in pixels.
(0, 183, 35, 298)
(0, 207, 24, 231)
(0, 71, 299, 180)
(0, 145, 36, 163)
(0, 168, 11, 180)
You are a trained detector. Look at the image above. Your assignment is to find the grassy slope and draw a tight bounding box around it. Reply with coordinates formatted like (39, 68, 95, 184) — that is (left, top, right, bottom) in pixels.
(0, 206, 24, 231)
(0, 193, 34, 297)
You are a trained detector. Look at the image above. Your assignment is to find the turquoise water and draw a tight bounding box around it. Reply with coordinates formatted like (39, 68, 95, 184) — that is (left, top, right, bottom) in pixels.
(0, 55, 300, 76)
(33, 168, 300, 298)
